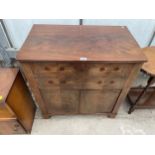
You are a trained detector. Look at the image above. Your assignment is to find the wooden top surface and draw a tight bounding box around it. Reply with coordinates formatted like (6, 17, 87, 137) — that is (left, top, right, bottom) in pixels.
(142, 47, 155, 76)
(17, 25, 146, 63)
(0, 68, 18, 103)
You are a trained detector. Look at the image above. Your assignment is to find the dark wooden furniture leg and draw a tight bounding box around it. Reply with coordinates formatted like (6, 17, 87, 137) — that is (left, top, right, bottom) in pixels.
(128, 76, 155, 114)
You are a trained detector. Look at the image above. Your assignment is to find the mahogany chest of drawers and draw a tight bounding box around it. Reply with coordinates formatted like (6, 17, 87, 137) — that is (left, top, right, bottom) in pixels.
(17, 25, 146, 118)
(0, 68, 36, 134)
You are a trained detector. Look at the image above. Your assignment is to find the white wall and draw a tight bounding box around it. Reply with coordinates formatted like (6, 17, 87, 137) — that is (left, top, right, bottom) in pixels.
(3, 19, 155, 49)
(83, 19, 155, 48)
(4, 19, 79, 49)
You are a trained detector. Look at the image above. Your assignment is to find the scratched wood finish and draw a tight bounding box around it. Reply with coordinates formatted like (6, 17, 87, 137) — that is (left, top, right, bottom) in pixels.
(0, 68, 36, 134)
(17, 25, 147, 118)
(17, 25, 146, 62)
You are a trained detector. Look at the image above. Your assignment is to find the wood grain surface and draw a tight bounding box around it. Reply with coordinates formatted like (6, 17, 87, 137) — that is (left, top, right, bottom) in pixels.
(34, 62, 133, 90)
(7, 72, 36, 133)
(0, 104, 16, 119)
(21, 63, 49, 118)
(18, 25, 147, 118)
(0, 68, 36, 134)
(80, 89, 121, 113)
(142, 47, 155, 76)
(41, 89, 79, 115)
(0, 68, 18, 102)
(17, 25, 146, 62)
(0, 120, 26, 135)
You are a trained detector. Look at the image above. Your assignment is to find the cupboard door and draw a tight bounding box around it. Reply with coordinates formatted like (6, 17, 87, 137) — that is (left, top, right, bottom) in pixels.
(80, 89, 121, 113)
(40, 89, 80, 115)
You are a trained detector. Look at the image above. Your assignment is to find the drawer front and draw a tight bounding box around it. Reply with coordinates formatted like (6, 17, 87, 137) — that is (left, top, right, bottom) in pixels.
(40, 89, 79, 115)
(84, 63, 134, 78)
(32, 62, 83, 77)
(37, 75, 126, 90)
(82, 76, 126, 89)
(0, 120, 26, 135)
(37, 74, 82, 89)
(32, 62, 132, 90)
(32, 62, 133, 77)
(80, 89, 121, 113)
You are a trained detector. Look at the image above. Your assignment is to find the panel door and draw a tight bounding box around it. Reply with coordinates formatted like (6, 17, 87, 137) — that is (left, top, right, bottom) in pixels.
(80, 89, 121, 113)
(40, 89, 80, 115)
